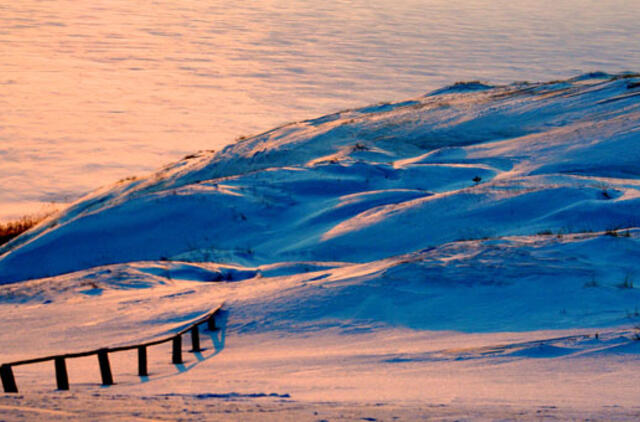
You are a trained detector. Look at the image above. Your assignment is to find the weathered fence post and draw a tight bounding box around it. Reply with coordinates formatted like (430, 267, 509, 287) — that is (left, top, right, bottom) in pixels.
(191, 325, 201, 352)
(172, 335, 182, 364)
(1, 306, 223, 392)
(97, 349, 114, 386)
(0, 364, 18, 393)
(207, 313, 216, 331)
(138, 345, 148, 376)
(55, 357, 69, 390)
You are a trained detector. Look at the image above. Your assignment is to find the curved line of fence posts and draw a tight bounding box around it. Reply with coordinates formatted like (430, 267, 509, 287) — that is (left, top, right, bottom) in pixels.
(1, 304, 223, 393)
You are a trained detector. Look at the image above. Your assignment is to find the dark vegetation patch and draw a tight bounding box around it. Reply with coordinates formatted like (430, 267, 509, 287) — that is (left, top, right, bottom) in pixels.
(611, 72, 640, 80)
(0, 214, 50, 246)
(628, 81, 640, 89)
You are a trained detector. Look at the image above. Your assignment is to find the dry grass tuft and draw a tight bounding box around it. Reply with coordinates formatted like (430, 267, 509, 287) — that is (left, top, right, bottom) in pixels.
(0, 214, 51, 246)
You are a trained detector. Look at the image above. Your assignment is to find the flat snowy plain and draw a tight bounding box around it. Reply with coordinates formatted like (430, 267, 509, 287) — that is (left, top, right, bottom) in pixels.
(1, 74, 640, 420)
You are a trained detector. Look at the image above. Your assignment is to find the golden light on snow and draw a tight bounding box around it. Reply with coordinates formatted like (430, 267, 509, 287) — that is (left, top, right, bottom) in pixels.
(1, 0, 639, 221)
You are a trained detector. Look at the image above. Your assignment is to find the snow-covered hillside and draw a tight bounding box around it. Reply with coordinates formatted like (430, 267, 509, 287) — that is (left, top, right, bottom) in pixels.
(1, 73, 640, 418)
(2, 72, 640, 283)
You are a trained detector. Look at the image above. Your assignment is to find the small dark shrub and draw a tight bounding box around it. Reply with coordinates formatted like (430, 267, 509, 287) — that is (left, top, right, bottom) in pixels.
(583, 278, 599, 288)
(606, 228, 631, 238)
(0, 214, 50, 246)
(611, 73, 640, 81)
(118, 175, 137, 183)
(605, 228, 620, 237)
(619, 274, 634, 289)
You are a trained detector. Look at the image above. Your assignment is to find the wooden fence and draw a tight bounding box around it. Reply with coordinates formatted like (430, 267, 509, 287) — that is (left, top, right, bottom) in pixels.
(1, 304, 224, 393)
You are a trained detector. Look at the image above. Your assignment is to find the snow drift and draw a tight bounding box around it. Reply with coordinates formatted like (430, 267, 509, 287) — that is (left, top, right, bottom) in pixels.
(1, 72, 640, 342)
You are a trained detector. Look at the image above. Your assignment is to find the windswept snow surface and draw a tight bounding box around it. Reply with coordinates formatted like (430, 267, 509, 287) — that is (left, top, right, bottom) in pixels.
(3, 0, 640, 223)
(1, 74, 640, 417)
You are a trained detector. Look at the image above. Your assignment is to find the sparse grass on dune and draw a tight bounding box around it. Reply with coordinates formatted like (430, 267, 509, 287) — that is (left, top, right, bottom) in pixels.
(0, 214, 50, 246)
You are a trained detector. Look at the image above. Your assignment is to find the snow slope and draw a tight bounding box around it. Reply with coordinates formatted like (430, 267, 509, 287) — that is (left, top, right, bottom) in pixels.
(1, 73, 640, 416)
(2, 73, 640, 283)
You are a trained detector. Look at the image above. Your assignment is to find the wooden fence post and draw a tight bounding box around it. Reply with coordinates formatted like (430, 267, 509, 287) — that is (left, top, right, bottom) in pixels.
(207, 314, 216, 331)
(1, 306, 222, 392)
(0, 364, 18, 393)
(97, 349, 114, 386)
(172, 335, 182, 364)
(138, 345, 148, 376)
(191, 325, 201, 352)
(55, 357, 69, 390)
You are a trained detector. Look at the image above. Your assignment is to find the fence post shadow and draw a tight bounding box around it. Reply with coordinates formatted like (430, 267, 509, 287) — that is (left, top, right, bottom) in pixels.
(193, 351, 205, 362)
(170, 312, 227, 374)
(207, 309, 228, 355)
(1, 304, 224, 393)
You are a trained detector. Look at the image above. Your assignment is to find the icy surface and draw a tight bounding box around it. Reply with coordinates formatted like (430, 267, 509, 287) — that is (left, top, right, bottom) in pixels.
(1, 75, 640, 416)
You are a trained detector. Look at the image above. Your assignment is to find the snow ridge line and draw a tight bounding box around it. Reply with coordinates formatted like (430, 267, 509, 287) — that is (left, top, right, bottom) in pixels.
(0, 303, 224, 393)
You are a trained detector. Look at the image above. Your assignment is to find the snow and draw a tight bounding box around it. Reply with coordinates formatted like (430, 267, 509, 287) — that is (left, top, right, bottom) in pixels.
(1, 73, 640, 418)
(3, 0, 640, 222)
(2, 74, 640, 281)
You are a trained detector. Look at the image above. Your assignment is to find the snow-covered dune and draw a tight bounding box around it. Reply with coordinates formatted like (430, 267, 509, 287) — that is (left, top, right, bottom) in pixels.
(1, 74, 640, 414)
(1, 73, 639, 284)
